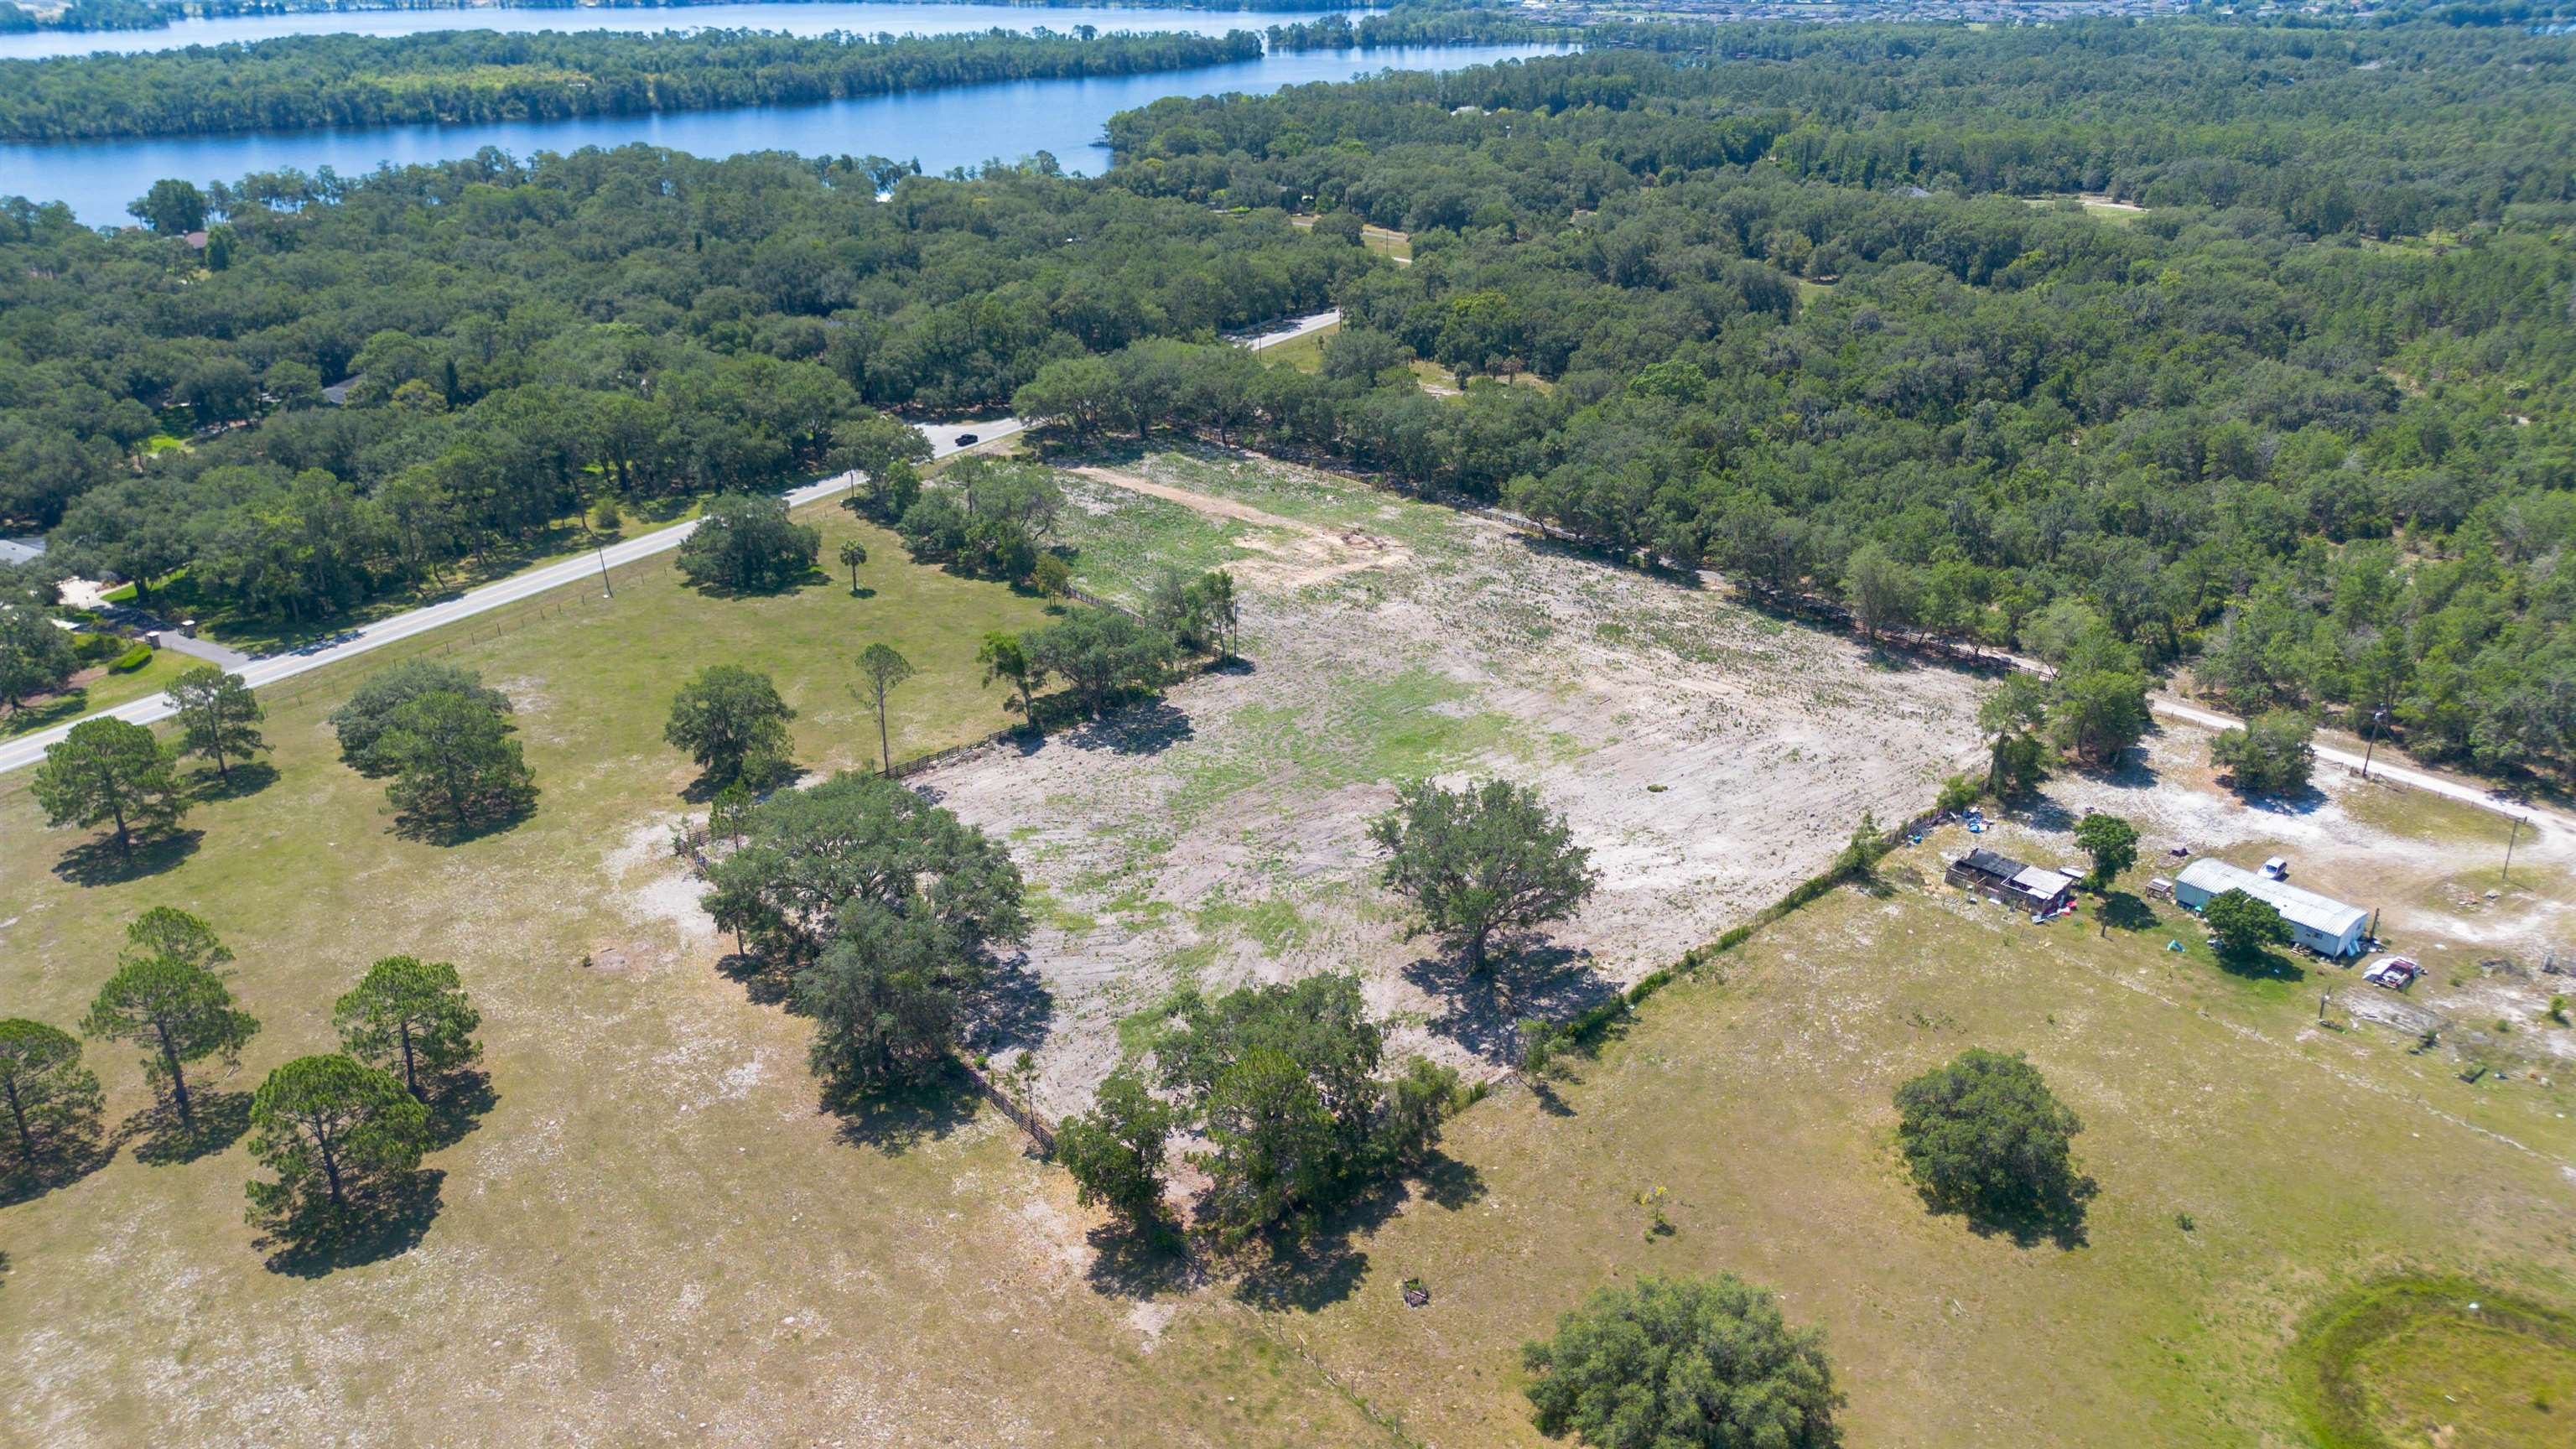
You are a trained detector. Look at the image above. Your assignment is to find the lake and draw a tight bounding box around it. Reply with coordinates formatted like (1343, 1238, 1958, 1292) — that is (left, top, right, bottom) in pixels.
(0, 3, 1365, 60)
(0, 39, 1562, 222)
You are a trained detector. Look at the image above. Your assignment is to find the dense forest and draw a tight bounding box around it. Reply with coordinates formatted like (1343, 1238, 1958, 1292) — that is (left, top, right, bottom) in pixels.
(1085, 22, 2576, 783)
(0, 0, 174, 34)
(0, 148, 1371, 615)
(0, 25, 1269, 139)
(1, 17, 2570, 783)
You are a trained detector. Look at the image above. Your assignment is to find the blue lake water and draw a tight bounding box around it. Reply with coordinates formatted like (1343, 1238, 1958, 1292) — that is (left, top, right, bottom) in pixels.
(0, 3, 1364, 59)
(0, 35, 1561, 223)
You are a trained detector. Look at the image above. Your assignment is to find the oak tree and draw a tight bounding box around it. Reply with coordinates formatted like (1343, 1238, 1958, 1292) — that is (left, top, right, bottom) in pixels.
(665, 664, 797, 790)
(1368, 778, 1597, 972)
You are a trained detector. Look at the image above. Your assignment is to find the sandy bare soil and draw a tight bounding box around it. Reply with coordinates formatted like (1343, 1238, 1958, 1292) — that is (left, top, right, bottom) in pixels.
(917, 452, 1991, 1110)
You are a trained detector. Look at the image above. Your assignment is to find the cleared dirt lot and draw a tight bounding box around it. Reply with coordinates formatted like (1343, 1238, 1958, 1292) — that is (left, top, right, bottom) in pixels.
(917, 449, 1990, 1108)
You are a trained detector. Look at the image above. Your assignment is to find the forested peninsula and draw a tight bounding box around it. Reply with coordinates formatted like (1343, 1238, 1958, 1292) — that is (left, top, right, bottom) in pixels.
(3, 19, 2572, 784)
(0, 25, 1266, 140)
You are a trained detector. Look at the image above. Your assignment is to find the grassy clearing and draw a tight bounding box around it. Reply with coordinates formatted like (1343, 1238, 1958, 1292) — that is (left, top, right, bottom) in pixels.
(1228, 843, 2574, 1446)
(2288, 1276, 2576, 1448)
(2340, 776, 2524, 848)
(0, 644, 195, 740)
(1259, 319, 1338, 373)
(0, 496, 1406, 1446)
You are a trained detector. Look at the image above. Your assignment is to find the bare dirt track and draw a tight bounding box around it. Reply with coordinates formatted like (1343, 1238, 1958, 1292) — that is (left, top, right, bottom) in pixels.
(917, 450, 1991, 1110)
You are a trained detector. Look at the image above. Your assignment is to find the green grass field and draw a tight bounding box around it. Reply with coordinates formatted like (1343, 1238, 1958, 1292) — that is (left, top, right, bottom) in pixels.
(1259, 319, 1338, 373)
(1218, 835, 2576, 1446)
(0, 644, 196, 740)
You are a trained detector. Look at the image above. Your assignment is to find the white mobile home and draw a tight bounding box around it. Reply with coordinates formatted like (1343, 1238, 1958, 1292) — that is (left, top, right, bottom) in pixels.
(2173, 859, 2370, 958)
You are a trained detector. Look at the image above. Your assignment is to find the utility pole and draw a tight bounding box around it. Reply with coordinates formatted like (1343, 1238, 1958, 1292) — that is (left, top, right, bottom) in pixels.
(2502, 813, 2525, 883)
(2360, 705, 2388, 778)
(594, 536, 615, 599)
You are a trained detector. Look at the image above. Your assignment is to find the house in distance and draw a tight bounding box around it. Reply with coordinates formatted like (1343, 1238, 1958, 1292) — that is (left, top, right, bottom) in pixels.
(2173, 858, 2371, 958)
(1945, 848, 2075, 913)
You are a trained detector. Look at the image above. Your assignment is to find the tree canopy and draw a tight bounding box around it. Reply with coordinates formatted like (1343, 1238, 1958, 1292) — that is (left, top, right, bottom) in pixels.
(32, 716, 189, 859)
(675, 492, 821, 595)
(0, 1019, 104, 1174)
(1523, 1272, 1846, 1449)
(1155, 974, 1459, 1244)
(665, 664, 797, 790)
(703, 770, 1028, 970)
(82, 937, 258, 1135)
(2212, 710, 2319, 796)
(329, 660, 512, 776)
(2204, 888, 2293, 962)
(1368, 778, 1597, 971)
(1893, 1047, 2092, 1233)
(333, 956, 481, 1101)
(165, 665, 267, 783)
(376, 688, 538, 835)
(243, 1053, 429, 1229)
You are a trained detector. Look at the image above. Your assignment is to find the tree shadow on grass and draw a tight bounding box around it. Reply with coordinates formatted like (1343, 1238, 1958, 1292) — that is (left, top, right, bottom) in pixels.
(1227, 1149, 1488, 1314)
(192, 761, 279, 802)
(2240, 781, 2329, 816)
(1526, 1076, 1578, 1117)
(1412, 1149, 1488, 1211)
(1, 692, 92, 736)
(2099, 891, 2162, 934)
(423, 1069, 497, 1151)
(391, 798, 538, 847)
(2216, 946, 2307, 984)
(1923, 1175, 2095, 1251)
(1086, 1220, 1205, 1301)
(0, 1125, 117, 1208)
(824, 1067, 978, 1156)
(51, 828, 203, 888)
(682, 567, 829, 601)
(678, 761, 802, 807)
(715, 948, 794, 1007)
(2002, 792, 2080, 834)
(1400, 940, 1618, 1068)
(257, 1169, 445, 1278)
(127, 1088, 252, 1166)
(1231, 1230, 1371, 1314)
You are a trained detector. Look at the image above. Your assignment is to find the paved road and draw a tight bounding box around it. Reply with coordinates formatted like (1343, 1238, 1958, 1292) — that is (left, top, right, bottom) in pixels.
(0, 309, 1341, 775)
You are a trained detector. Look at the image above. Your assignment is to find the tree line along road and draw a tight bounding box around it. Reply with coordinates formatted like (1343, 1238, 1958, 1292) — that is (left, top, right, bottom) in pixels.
(0, 311, 1342, 776)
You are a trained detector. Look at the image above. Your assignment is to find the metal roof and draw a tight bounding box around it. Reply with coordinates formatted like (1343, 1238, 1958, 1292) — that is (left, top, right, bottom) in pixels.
(2012, 865, 2071, 896)
(2174, 859, 2368, 939)
(1960, 848, 2027, 878)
